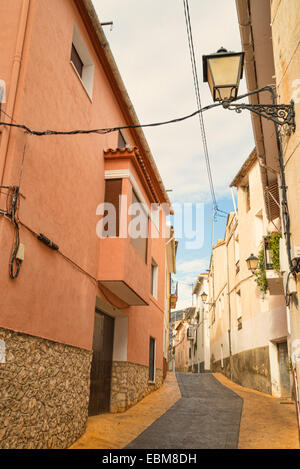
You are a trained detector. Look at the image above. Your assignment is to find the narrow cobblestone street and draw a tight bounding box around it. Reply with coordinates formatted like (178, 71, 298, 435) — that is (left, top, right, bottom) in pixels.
(126, 373, 243, 449)
(71, 371, 299, 449)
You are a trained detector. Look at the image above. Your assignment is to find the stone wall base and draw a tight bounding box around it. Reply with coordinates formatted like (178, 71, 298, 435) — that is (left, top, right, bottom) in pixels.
(211, 345, 272, 395)
(0, 328, 92, 449)
(110, 361, 163, 413)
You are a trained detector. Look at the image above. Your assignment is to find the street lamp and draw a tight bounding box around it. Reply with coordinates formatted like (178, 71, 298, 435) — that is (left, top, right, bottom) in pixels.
(246, 253, 259, 274)
(202, 48, 295, 131)
(202, 47, 244, 102)
(202, 47, 297, 285)
(200, 291, 208, 303)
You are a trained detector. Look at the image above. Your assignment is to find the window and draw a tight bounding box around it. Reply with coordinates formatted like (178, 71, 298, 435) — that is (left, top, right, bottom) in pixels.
(130, 190, 148, 262)
(118, 130, 127, 148)
(236, 290, 242, 330)
(243, 183, 251, 212)
(71, 44, 83, 78)
(265, 182, 280, 221)
(235, 237, 240, 274)
(104, 179, 122, 237)
(70, 24, 95, 99)
(151, 259, 158, 299)
(149, 337, 156, 382)
(237, 317, 243, 330)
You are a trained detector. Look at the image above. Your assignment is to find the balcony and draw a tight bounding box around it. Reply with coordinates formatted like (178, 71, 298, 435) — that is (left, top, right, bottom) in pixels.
(265, 269, 284, 295)
(170, 295, 178, 309)
(264, 234, 284, 295)
(97, 147, 153, 306)
(170, 280, 178, 309)
(98, 237, 149, 306)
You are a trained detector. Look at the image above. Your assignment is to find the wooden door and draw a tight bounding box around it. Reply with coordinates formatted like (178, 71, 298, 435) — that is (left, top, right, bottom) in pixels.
(88, 310, 115, 416)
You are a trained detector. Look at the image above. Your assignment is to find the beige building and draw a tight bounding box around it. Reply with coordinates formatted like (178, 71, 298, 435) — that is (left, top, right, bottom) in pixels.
(163, 230, 177, 377)
(174, 319, 190, 373)
(235, 0, 300, 427)
(192, 274, 210, 373)
(209, 149, 291, 397)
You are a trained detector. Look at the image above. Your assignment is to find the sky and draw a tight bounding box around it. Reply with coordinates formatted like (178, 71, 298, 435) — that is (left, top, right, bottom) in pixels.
(92, 0, 255, 309)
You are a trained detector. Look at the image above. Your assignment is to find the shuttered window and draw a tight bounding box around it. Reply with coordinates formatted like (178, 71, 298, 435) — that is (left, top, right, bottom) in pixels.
(265, 182, 280, 221)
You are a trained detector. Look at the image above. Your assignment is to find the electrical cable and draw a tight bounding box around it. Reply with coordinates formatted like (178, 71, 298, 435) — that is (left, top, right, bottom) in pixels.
(183, 0, 216, 207)
(183, 0, 229, 219)
(7, 186, 22, 279)
(0, 86, 272, 139)
(0, 101, 222, 137)
(19, 217, 129, 310)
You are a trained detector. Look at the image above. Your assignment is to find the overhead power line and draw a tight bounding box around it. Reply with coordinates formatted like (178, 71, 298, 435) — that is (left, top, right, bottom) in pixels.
(0, 102, 222, 137)
(183, 0, 228, 218)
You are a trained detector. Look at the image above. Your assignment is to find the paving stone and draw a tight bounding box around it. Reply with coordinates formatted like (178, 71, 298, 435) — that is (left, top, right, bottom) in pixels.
(126, 372, 243, 449)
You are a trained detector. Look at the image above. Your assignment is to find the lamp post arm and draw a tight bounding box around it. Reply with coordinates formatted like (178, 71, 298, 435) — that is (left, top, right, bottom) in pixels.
(221, 85, 296, 132)
(222, 100, 295, 130)
(222, 85, 294, 277)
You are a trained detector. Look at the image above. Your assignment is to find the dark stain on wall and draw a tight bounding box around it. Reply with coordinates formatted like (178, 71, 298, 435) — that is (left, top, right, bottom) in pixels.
(211, 346, 272, 395)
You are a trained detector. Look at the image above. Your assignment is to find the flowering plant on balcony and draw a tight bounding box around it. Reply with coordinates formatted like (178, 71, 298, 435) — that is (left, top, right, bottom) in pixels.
(254, 232, 281, 293)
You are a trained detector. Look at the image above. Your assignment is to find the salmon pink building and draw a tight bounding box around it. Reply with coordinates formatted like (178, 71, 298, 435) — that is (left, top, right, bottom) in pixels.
(0, 0, 172, 449)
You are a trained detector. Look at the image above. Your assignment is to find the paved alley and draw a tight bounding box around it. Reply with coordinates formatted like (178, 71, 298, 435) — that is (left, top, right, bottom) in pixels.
(126, 373, 243, 449)
(70, 371, 299, 450)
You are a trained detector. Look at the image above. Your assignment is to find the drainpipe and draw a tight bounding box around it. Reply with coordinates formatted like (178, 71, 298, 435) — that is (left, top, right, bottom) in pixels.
(0, 0, 30, 186)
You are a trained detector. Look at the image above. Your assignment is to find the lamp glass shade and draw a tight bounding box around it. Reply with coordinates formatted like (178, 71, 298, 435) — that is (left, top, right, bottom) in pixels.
(201, 292, 208, 303)
(246, 254, 259, 272)
(203, 49, 244, 102)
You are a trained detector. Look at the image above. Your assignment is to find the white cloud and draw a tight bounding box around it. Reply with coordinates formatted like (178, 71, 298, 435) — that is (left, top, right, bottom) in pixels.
(92, 0, 254, 206)
(173, 257, 209, 309)
(177, 258, 208, 275)
(92, 0, 255, 309)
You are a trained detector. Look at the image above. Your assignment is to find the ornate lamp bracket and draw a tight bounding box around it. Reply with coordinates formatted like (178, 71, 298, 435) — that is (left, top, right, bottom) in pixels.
(222, 100, 296, 134)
